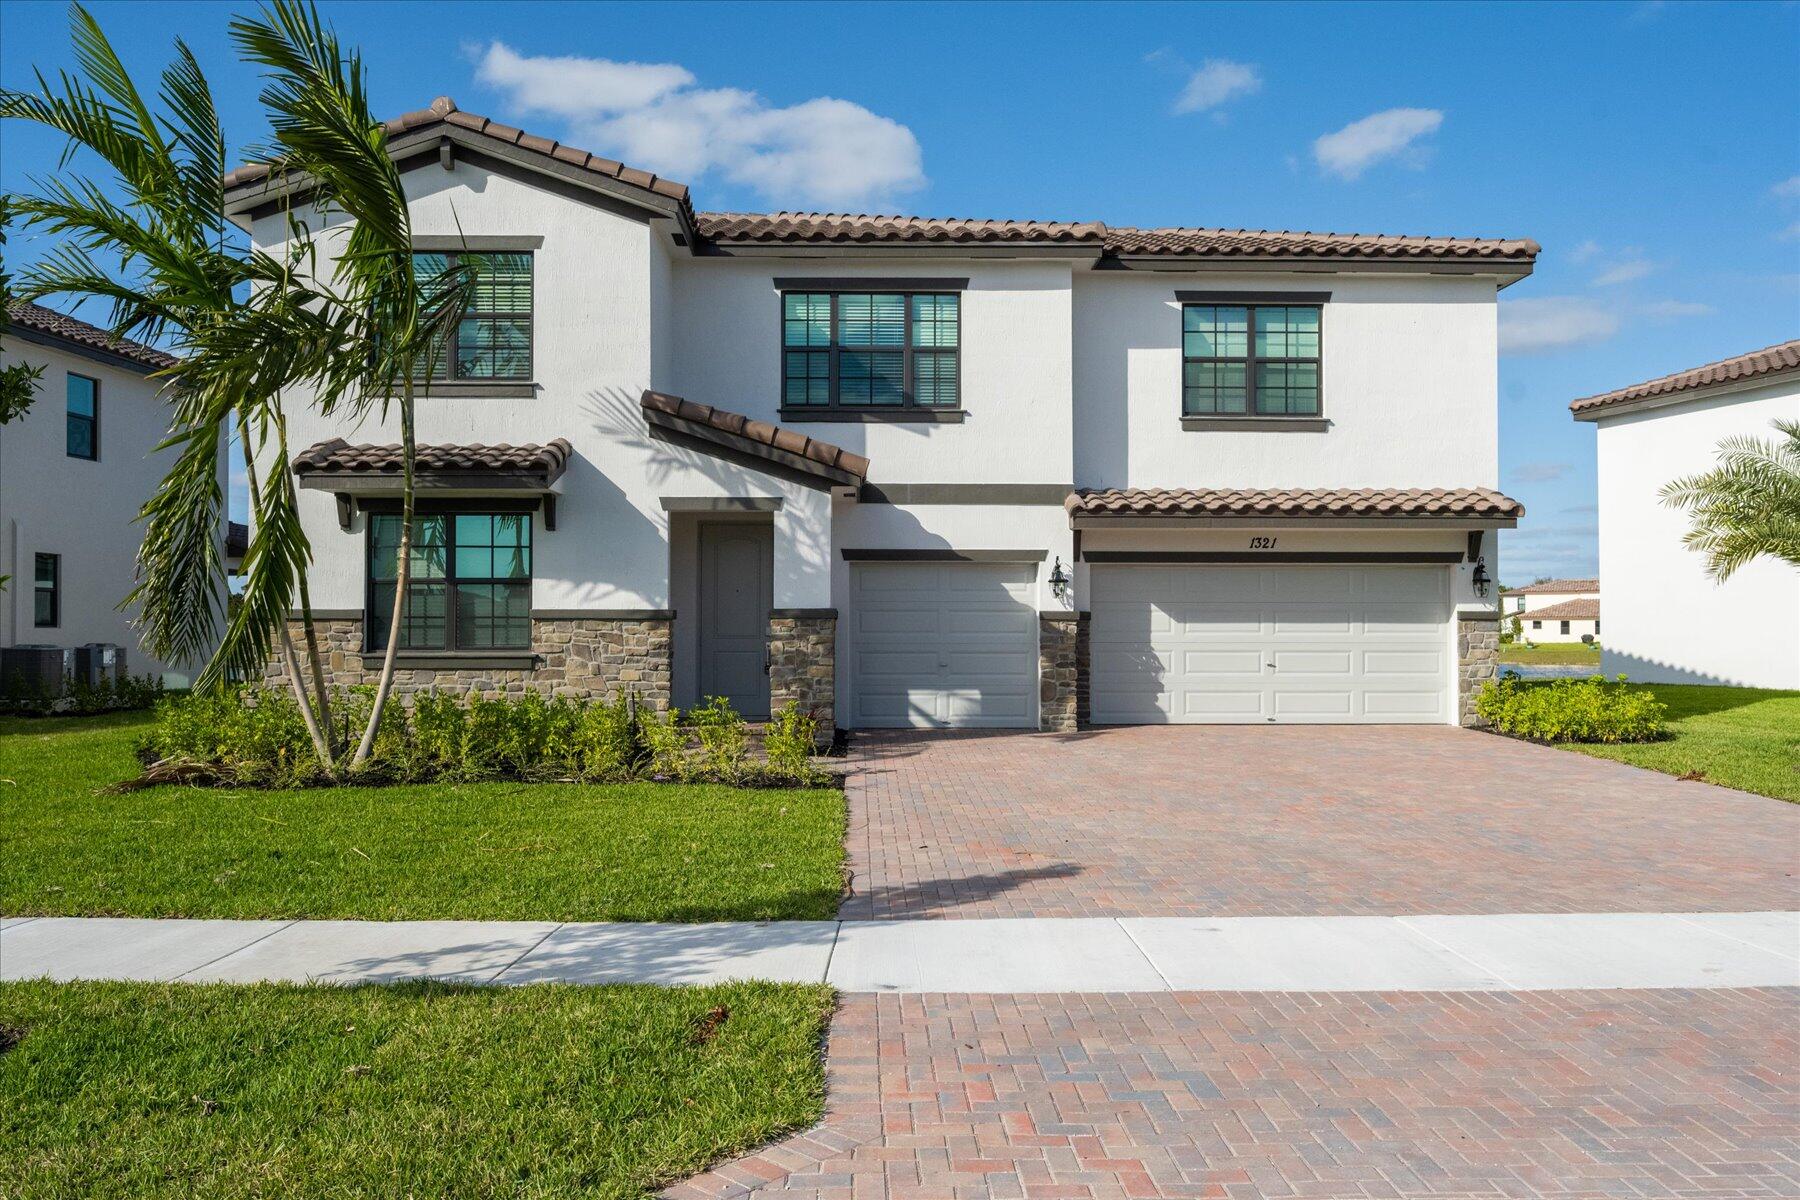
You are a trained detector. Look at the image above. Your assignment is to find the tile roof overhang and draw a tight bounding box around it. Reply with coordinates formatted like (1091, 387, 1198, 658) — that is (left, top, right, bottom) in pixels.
(291, 438, 573, 493)
(1570, 339, 1800, 420)
(1515, 597, 1599, 621)
(640, 391, 869, 491)
(1508, 578, 1599, 595)
(4, 300, 179, 374)
(1066, 487, 1525, 527)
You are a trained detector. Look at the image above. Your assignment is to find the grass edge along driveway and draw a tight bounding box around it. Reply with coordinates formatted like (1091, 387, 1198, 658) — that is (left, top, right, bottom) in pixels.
(0, 711, 846, 921)
(0, 977, 833, 1200)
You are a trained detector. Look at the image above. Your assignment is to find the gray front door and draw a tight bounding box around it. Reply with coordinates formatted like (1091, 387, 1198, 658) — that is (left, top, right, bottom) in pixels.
(698, 521, 773, 718)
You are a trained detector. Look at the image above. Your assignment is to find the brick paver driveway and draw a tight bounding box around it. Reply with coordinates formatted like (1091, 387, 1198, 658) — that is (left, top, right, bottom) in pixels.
(840, 727, 1798, 919)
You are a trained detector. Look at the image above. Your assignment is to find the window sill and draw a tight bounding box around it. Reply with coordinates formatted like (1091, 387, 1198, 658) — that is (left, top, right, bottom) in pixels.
(410, 381, 538, 399)
(358, 652, 538, 670)
(1181, 416, 1329, 432)
(779, 408, 966, 424)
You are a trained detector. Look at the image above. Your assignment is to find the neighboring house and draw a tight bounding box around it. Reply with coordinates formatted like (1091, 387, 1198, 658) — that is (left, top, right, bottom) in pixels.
(1503, 577, 1601, 642)
(0, 300, 219, 685)
(226, 96, 1533, 732)
(1572, 339, 1800, 690)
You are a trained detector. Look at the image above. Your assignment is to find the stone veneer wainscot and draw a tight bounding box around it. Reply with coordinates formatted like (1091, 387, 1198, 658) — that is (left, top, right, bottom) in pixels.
(1457, 611, 1501, 728)
(767, 611, 836, 741)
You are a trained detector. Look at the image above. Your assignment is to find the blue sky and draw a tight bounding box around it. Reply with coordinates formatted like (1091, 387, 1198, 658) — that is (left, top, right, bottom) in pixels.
(3, 0, 1797, 584)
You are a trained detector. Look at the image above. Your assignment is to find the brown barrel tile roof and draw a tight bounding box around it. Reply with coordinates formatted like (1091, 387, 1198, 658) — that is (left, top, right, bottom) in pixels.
(1516, 597, 1600, 622)
(5, 299, 179, 372)
(224, 96, 694, 221)
(1570, 338, 1800, 417)
(641, 390, 869, 485)
(292, 437, 573, 485)
(1067, 486, 1524, 519)
(696, 211, 1107, 246)
(1105, 226, 1539, 260)
(1508, 578, 1599, 595)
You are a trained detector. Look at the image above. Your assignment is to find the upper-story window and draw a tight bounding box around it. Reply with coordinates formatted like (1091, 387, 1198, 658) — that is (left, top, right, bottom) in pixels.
(412, 252, 533, 381)
(34, 553, 59, 627)
(782, 291, 960, 412)
(366, 512, 532, 652)
(66, 373, 98, 459)
(1182, 302, 1321, 417)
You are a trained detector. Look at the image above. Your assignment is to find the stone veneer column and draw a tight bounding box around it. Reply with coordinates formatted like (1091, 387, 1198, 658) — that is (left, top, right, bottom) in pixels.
(264, 613, 672, 710)
(1038, 612, 1088, 733)
(767, 610, 836, 741)
(1457, 611, 1501, 727)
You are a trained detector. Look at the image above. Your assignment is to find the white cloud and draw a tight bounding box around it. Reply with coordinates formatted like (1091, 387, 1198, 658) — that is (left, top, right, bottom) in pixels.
(1511, 462, 1573, 483)
(1568, 239, 1603, 264)
(1498, 296, 1621, 355)
(473, 42, 925, 208)
(1641, 299, 1713, 319)
(1312, 108, 1443, 180)
(1591, 257, 1655, 286)
(1771, 175, 1800, 199)
(1173, 59, 1262, 115)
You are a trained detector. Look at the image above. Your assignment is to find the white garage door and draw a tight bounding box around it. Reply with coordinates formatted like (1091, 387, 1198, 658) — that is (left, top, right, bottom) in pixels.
(850, 562, 1038, 728)
(1089, 564, 1451, 724)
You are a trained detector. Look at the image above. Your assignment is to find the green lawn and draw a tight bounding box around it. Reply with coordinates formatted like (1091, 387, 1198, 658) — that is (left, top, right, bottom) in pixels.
(1497, 641, 1602, 665)
(1554, 684, 1800, 802)
(0, 978, 832, 1200)
(0, 711, 845, 921)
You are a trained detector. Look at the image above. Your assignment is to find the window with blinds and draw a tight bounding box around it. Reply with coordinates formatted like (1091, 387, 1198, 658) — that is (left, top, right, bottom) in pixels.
(782, 290, 960, 411)
(1181, 302, 1322, 417)
(412, 252, 533, 382)
(366, 512, 532, 652)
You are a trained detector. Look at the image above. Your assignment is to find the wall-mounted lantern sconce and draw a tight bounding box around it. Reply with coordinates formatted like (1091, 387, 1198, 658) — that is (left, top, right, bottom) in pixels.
(1471, 556, 1491, 599)
(1049, 556, 1072, 603)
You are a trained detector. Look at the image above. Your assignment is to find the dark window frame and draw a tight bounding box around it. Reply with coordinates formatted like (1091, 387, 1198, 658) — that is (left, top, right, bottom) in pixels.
(66, 373, 99, 460)
(1179, 301, 1324, 420)
(411, 250, 535, 384)
(778, 288, 963, 415)
(1560, 620, 1571, 635)
(363, 511, 533, 653)
(33, 553, 59, 628)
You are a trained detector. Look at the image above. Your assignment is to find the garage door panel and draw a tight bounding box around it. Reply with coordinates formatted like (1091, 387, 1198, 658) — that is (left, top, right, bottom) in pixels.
(855, 608, 939, 636)
(1089, 564, 1450, 725)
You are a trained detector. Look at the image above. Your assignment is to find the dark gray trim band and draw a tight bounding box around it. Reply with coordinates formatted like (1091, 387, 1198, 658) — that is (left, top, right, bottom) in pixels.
(770, 607, 837, 620)
(1038, 611, 1085, 623)
(861, 483, 1070, 505)
(407, 380, 538, 399)
(359, 652, 539, 670)
(288, 609, 361, 621)
(841, 548, 1047, 562)
(354, 496, 543, 513)
(5, 325, 168, 377)
(531, 608, 675, 621)
(773, 277, 969, 291)
(1458, 610, 1506, 623)
(412, 234, 545, 251)
(1083, 551, 1463, 564)
(1182, 417, 1330, 432)
(1174, 290, 1332, 303)
(659, 496, 783, 512)
(780, 408, 965, 424)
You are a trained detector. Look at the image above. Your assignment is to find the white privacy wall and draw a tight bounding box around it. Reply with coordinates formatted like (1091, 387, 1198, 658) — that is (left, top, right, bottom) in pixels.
(1593, 380, 1800, 689)
(1072, 272, 1499, 490)
(0, 339, 221, 683)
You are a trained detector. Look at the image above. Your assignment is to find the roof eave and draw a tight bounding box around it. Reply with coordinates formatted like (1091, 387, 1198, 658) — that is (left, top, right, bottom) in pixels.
(693, 240, 1105, 261)
(1571, 367, 1800, 421)
(1068, 513, 1520, 530)
(1098, 254, 1535, 286)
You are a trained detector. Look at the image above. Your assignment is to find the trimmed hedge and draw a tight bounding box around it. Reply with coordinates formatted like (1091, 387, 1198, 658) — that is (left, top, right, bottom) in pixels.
(1476, 675, 1667, 744)
(0, 672, 163, 717)
(144, 687, 829, 788)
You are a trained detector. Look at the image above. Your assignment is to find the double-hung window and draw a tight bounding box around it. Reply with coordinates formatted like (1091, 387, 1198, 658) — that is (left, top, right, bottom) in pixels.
(411, 251, 533, 382)
(782, 290, 960, 412)
(33, 553, 59, 627)
(1181, 301, 1322, 417)
(366, 512, 532, 652)
(66, 374, 98, 459)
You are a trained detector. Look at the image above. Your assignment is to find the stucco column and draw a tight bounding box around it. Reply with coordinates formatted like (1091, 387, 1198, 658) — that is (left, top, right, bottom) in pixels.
(768, 608, 836, 742)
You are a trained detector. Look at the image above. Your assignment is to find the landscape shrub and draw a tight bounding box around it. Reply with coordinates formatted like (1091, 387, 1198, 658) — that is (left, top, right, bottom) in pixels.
(0, 671, 163, 716)
(139, 686, 824, 789)
(1476, 675, 1667, 744)
(765, 703, 825, 782)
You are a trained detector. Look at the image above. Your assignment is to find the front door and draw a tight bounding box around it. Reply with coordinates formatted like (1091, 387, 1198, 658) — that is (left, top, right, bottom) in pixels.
(698, 521, 773, 718)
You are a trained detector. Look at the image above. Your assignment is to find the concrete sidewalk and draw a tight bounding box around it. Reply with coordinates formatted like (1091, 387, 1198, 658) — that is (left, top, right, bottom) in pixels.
(3, 911, 1796, 991)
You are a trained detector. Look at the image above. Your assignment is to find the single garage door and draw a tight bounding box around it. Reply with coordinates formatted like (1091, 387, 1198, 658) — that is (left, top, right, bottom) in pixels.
(849, 561, 1038, 728)
(1089, 564, 1451, 724)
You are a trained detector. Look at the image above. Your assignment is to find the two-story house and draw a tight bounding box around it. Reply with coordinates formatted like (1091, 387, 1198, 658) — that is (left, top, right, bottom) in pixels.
(225, 97, 1531, 733)
(1504, 578, 1601, 644)
(0, 300, 217, 686)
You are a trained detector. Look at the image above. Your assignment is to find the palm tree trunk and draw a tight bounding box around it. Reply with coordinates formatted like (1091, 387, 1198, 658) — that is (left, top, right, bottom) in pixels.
(351, 376, 415, 767)
(237, 415, 334, 773)
(273, 408, 335, 747)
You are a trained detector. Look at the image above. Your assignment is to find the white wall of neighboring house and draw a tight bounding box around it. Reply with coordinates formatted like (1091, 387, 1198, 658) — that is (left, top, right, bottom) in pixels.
(0, 336, 219, 684)
(1593, 378, 1800, 688)
(1516, 613, 1599, 644)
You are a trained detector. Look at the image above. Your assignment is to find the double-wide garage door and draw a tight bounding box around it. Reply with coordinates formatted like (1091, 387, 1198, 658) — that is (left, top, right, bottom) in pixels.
(849, 562, 1038, 728)
(1089, 564, 1452, 724)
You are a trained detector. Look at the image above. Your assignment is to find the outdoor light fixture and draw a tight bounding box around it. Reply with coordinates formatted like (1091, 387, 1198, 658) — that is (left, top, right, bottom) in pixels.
(1471, 556, 1491, 599)
(1049, 556, 1072, 603)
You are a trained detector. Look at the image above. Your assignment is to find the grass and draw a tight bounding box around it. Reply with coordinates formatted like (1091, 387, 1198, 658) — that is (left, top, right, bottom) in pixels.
(0, 978, 833, 1200)
(1497, 641, 1602, 665)
(0, 711, 845, 921)
(1549, 683, 1800, 802)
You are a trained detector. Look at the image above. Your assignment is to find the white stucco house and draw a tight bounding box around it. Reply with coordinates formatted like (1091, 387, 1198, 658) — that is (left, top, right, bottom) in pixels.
(1503, 578, 1600, 644)
(0, 300, 218, 686)
(1572, 340, 1799, 690)
(227, 96, 1535, 732)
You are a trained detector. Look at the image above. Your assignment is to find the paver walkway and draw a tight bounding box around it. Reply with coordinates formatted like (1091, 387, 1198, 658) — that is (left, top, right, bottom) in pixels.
(841, 727, 1798, 919)
(671, 988, 1800, 1199)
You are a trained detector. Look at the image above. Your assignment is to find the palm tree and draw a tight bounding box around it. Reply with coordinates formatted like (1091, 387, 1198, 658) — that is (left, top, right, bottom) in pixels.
(1661, 418, 1800, 581)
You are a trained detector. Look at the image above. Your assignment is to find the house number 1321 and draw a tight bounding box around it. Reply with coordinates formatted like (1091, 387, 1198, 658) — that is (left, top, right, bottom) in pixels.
(1248, 537, 1278, 550)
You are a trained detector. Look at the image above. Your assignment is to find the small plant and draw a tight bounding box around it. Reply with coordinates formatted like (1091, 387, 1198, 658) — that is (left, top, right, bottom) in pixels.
(637, 703, 692, 781)
(1476, 675, 1667, 744)
(764, 703, 822, 782)
(0, 670, 163, 716)
(690, 696, 748, 780)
